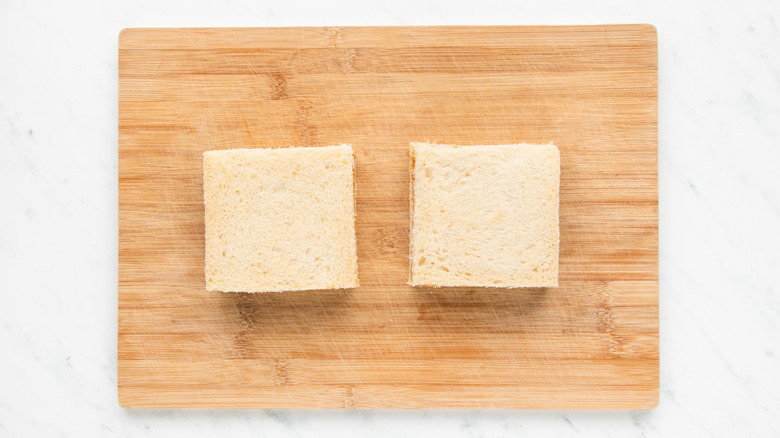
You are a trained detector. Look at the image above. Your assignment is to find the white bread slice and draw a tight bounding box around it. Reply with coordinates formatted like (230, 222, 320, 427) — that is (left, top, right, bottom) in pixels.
(409, 142, 560, 288)
(203, 145, 358, 292)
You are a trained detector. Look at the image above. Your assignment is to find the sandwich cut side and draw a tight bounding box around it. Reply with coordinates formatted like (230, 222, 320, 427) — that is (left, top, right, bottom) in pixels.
(409, 142, 560, 288)
(203, 145, 358, 293)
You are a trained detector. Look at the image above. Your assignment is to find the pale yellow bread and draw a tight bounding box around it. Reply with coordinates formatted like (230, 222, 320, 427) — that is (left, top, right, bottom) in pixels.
(409, 142, 560, 288)
(203, 145, 358, 292)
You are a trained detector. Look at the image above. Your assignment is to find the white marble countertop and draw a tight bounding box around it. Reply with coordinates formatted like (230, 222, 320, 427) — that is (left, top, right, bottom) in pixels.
(2, 0, 779, 435)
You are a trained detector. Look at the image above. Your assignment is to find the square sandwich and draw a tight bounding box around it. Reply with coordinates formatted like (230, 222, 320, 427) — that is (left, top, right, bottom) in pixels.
(409, 142, 560, 287)
(203, 145, 358, 292)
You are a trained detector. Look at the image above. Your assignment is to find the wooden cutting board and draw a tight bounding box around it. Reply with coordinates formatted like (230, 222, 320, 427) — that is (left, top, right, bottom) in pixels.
(118, 25, 658, 409)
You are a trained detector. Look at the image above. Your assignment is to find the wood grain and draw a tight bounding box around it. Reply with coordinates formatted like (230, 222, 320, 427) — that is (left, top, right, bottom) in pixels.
(118, 25, 658, 409)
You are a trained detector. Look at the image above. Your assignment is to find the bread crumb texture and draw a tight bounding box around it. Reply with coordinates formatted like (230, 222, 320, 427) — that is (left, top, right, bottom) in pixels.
(409, 142, 560, 288)
(203, 145, 358, 292)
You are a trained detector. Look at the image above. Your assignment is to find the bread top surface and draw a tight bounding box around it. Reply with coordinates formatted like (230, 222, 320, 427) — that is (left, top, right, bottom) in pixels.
(409, 142, 560, 288)
(203, 145, 358, 293)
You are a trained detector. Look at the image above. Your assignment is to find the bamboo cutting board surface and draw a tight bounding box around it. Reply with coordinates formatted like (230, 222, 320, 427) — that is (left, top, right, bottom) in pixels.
(118, 25, 658, 409)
